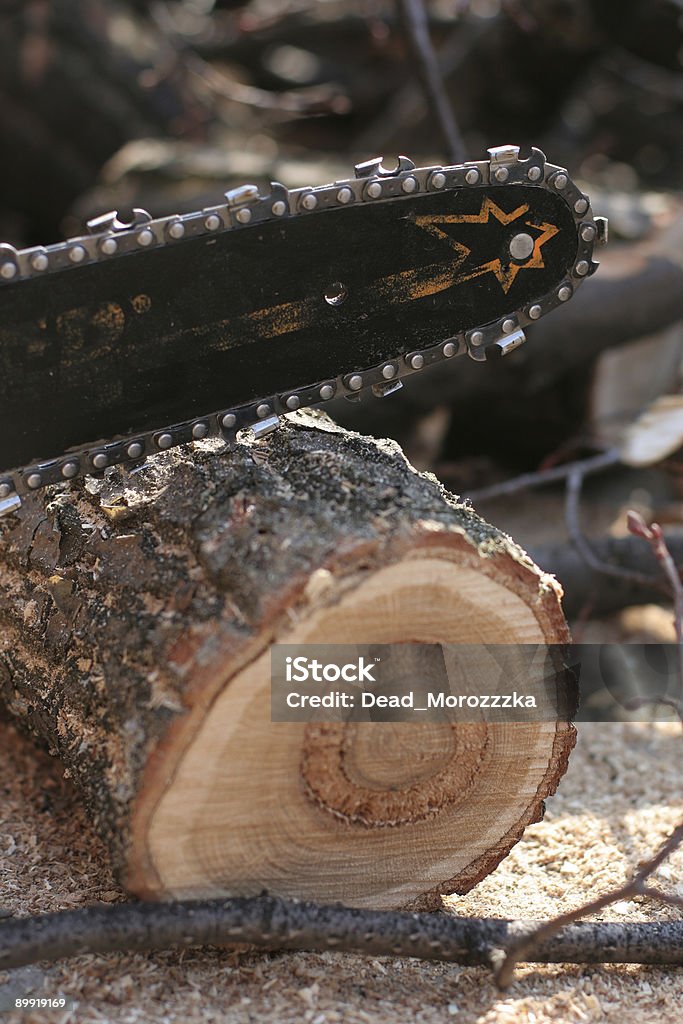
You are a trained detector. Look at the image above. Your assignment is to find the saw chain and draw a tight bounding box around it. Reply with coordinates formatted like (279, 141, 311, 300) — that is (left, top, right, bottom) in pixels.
(0, 145, 606, 516)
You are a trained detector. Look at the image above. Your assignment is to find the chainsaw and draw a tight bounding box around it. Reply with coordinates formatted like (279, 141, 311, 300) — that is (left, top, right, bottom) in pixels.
(0, 145, 606, 516)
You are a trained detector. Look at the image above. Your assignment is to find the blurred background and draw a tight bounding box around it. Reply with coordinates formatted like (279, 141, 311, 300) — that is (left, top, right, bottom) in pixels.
(3, 0, 683, 658)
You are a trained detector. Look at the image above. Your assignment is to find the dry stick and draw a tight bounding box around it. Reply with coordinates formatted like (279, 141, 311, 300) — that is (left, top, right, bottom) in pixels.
(396, 0, 466, 163)
(564, 465, 657, 589)
(627, 511, 683, 696)
(496, 516, 683, 989)
(463, 448, 621, 503)
(2, 896, 683, 973)
(353, 15, 491, 156)
(186, 54, 351, 116)
(495, 821, 683, 988)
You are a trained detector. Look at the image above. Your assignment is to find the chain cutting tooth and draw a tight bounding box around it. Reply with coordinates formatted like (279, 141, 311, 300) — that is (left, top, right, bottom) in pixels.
(490, 327, 526, 357)
(251, 414, 281, 439)
(354, 156, 416, 178)
(0, 492, 21, 516)
(225, 184, 261, 226)
(86, 209, 152, 234)
(372, 379, 403, 398)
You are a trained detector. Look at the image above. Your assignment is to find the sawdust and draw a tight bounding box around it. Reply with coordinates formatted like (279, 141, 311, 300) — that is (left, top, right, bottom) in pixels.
(0, 714, 682, 1024)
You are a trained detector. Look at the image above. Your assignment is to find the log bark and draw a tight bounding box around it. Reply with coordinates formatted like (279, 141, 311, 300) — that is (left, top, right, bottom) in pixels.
(0, 411, 574, 911)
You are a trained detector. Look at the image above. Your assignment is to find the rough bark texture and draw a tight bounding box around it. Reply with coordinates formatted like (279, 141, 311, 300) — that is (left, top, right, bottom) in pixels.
(0, 411, 574, 910)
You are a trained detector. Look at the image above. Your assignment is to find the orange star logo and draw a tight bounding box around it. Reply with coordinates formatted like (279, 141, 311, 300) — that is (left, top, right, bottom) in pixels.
(413, 197, 560, 294)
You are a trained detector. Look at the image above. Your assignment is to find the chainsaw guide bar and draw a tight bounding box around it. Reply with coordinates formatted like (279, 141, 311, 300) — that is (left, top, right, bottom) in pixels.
(0, 144, 606, 515)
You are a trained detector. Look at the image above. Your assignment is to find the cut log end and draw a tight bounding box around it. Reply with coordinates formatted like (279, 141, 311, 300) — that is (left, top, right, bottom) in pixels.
(0, 411, 575, 911)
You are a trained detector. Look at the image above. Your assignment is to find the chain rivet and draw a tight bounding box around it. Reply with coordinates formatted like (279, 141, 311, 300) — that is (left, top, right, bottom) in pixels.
(168, 221, 185, 240)
(580, 224, 596, 242)
(236, 208, 252, 224)
(528, 304, 542, 320)
(31, 253, 49, 271)
(401, 176, 417, 193)
(410, 353, 425, 369)
(0, 262, 17, 279)
(527, 165, 542, 182)
(137, 230, 154, 247)
(470, 331, 484, 347)
(127, 442, 144, 459)
(204, 215, 221, 231)
(465, 168, 480, 185)
(221, 413, 236, 429)
(575, 260, 589, 276)
(100, 237, 118, 255)
(301, 193, 318, 211)
(553, 173, 568, 190)
(319, 384, 335, 400)
(0, 483, 11, 498)
(574, 198, 589, 215)
(366, 182, 382, 199)
(271, 200, 287, 217)
(69, 245, 87, 263)
(286, 395, 301, 410)
(61, 462, 78, 479)
(443, 341, 457, 357)
(256, 403, 271, 418)
(493, 166, 509, 183)
(430, 172, 446, 189)
(558, 285, 572, 301)
(337, 187, 353, 204)
(157, 433, 173, 449)
(348, 374, 363, 390)
(26, 473, 42, 489)
(382, 363, 397, 379)
(192, 422, 209, 440)
(92, 453, 108, 469)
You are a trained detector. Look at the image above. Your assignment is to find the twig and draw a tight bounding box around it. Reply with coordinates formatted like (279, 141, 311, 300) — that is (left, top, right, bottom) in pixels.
(497, 517, 683, 989)
(496, 822, 683, 988)
(2, 895, 683, 974)
(564, 466, 658, 588)
(186, 53, 350, 116)
(641, 887, 683, 912)
(627, 510, 683, 693)
(396, 0, 466, 163)
(463, 448, 620, 503)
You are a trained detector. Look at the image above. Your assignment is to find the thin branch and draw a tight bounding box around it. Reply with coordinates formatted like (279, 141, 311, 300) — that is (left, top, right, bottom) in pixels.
(496, 519, 683, 989)
(641, 886, 683, 912)
(186, 53, 350, 116)
(564, 467, 658, 588)
(496, 822, 683, 988)
(627, 510, 683, 688)
(463, 448, 620, 503)
(2, 895, 683, 974)
(396, 0, 466, 163)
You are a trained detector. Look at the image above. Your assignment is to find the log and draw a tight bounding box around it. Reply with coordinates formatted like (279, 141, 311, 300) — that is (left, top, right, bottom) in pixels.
(0, 411, 575, 911)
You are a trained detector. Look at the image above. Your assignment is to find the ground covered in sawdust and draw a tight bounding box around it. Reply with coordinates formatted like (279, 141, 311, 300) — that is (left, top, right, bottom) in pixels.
(1, 716, 682, 1024)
